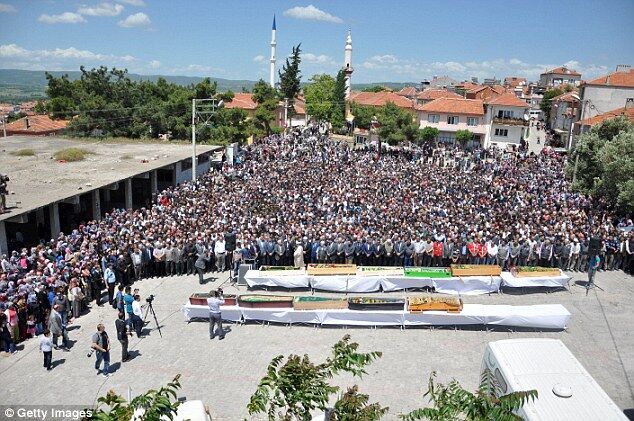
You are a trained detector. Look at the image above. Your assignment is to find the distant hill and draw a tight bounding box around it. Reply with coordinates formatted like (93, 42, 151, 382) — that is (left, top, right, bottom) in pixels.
(0, 68, 418, 103)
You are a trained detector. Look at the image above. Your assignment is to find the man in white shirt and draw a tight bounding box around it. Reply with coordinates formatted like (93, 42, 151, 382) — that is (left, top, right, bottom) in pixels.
(569, 238, 581, 271)
(413, 237, 424, 267)
(214, 236, 227, 272)
(207, 290, 225, 340)
(39, 329, 53, 371)
(131, 295, 144, 337)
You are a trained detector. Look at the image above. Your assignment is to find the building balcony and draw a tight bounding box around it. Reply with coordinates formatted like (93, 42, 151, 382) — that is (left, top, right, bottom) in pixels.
(492, 116, 528, 126)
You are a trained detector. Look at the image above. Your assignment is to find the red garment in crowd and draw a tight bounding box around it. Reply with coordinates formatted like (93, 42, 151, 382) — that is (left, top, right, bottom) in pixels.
(433, 242, 443, 257)
(160, 196, 170, 206)
(478, 243, 488, 258)
(467, 242, 477, 256)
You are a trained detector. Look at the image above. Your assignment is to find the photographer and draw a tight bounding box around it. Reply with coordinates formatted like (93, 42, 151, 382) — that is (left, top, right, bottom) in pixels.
(91, 323, 110, 377)
(206, 289, 225, 340)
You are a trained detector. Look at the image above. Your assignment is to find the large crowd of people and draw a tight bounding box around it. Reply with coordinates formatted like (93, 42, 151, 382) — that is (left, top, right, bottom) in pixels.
(1, 127, 633, 356)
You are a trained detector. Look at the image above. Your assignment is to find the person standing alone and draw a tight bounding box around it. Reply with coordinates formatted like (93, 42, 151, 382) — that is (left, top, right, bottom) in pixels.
(115, 312, 131, 362)
(207, 289, 225, 340)
(39, 329, 53, 370)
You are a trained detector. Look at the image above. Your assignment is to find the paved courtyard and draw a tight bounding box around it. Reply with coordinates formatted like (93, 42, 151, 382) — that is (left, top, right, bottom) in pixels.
(1, 270, 632, 420)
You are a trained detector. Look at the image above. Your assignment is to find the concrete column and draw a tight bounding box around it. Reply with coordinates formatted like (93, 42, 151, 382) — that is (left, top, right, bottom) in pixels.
(150, 170, 158, 195)
(92, 189, 101, 220)
(0, 221, 8, 255)
(174, 162, 182, 186)
(124, 178, 133, 210)
(103, 189, 110, 202)
(49, 202, 60, 238)
(36, 208, 45, 225)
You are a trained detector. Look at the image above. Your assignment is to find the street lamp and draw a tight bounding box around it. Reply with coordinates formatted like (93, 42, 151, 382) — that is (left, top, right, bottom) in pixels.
(191, 97, 224, 182)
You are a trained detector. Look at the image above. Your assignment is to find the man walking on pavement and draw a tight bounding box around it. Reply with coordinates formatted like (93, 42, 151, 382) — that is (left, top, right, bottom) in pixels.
(91, 323, 111, 377)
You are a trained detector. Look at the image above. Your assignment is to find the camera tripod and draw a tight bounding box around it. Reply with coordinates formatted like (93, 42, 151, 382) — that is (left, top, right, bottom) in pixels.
(143, 300, 162, 337)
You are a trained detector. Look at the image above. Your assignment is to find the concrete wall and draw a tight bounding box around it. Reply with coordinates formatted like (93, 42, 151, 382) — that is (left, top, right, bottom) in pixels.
(175, 156, 212, 185)
(581, 85, 634, 119)
(418, 112, 487, 135)
(489, 124, 524, 145)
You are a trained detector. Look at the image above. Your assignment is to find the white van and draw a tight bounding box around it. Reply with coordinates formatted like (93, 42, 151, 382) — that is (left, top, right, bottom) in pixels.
(481, 339, 627, 421)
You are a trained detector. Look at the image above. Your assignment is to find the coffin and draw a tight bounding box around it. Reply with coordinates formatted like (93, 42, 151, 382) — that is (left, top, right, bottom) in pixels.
(259, 266, 298, 271)
(189, 293, 237, 306)
(511, 266, 561, 277)
(347, 297, 405, 311)
(450, 264, 501, 277)
(357, 266, 404, 277)
(237, 294, 294, 308)
(307, 264, 357, 276)
(404, 267, 451, 278)
(408, 296, 463, 313)
(293, 296, 348, 310)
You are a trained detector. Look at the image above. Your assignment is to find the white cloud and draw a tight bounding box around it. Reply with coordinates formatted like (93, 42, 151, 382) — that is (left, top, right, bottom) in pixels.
(0, 43, 136, 66)
(253, 55, 265, 63)
(0, 3, 17, 13)
(303, 53, 335, 65)
(356, 55, 610, 83)
(149, 60, 160, 69)
(38, 12, 86, 24)
(118, 12, 150, 27)
(283, 5, 343, 24)
(78, 2, 124, 17)
(116, 0, 145, 5)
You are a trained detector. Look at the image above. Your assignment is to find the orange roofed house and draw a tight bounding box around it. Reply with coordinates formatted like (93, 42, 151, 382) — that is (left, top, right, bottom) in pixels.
(539, 66, 582, 88)
(574, 99, 634, 138)
(484, 92, 530, 148)
(578, 65, 634, 121)
(418, 97, 486, 147)
(4, 115, 68, 136)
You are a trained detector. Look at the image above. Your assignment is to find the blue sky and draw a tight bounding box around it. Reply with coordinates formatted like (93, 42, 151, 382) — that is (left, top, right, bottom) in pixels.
(1, 0, 633, 83)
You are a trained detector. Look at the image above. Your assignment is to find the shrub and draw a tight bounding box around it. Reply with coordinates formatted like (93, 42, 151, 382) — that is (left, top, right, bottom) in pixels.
(53, 148, 94, 162)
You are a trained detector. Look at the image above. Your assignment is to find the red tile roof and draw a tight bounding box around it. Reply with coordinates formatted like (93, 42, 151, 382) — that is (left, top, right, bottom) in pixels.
(349, 91, 415, 109)
(420, 98, 484, 115)
(397, 86, 418, 97)
(416, 89, 462, 101)
(504, 77, 526, 88)
(577, 106, 634, 126)
(456, 82, 480, 91)
(224, 92, 258, 110)
(542, 66, 581, 77)
(584, 69, 634, 88)
(486, 92, 530, 108)
(551, 91, 579, 103)
(5, 115, 68, 135)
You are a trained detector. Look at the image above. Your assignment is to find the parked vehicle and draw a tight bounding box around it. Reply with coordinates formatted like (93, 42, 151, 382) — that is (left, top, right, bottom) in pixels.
(481, 338, 627, 421)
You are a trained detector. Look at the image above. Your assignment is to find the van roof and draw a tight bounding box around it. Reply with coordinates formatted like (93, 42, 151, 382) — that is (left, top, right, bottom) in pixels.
(486, 339, 626, 421)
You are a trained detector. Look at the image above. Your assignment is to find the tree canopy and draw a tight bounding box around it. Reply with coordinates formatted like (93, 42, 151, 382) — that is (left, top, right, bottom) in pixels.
(539, 87, 564, 117)
(567, 116, 634, 212)
(278, 44, 302, 123)
(304, 74, 335, 122)
(251, 78, 279, 137)
(42, 66, 250, 144)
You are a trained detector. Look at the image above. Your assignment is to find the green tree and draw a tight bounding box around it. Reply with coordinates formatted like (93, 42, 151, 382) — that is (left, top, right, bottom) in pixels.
(419, 126, 439, 144)
(540, 87, 564, 117)
(376, 102, 415, 145)
(247, 335, 384, 421)
(304, 74, 335, 122)
(362, 85, 388, 92)
(401, 370, 538, 421)
(350, 104, 375, 130)
(331, 69, 347, 132)
(252, 79, 279, 137)
(456, 129, 473, 148)
(329, 385, 389, 421)
(279, 44, 302, 125)
(89, 375, 182, 420)
(567, 116, 634, 212)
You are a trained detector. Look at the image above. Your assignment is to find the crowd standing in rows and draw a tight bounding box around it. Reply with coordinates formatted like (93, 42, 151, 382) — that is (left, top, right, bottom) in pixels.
(1, 126, 633, 359)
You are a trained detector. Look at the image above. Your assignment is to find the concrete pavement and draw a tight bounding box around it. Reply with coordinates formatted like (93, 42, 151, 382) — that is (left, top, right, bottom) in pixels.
(0, 270, 632, 420)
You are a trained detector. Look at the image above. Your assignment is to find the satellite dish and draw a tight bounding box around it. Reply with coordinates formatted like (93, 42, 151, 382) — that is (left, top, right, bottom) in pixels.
(523, 114, 529, 120)
(552, 384, 572, 398)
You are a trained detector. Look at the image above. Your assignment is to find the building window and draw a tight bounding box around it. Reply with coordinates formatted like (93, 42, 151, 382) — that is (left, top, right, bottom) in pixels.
(494, 128, 508, 137)
(467, 117, 478, 126)
(447, 116, 459, 124)
(181, 158, 192, 170)
(438, 134, 455, 144)
(497, 110, 513, 119)
(428, 114, 439, 123)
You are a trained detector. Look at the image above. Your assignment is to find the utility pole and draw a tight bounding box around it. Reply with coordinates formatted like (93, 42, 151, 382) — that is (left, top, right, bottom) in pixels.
(2, 116, 6, 138)
(191, 98, 224, 182)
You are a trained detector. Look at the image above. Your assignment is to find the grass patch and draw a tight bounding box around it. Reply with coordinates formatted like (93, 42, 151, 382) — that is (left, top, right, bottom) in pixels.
(53, 148, 95, 162)
(10, 148, 36, 157)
